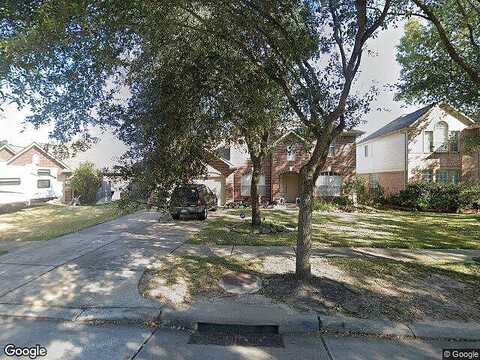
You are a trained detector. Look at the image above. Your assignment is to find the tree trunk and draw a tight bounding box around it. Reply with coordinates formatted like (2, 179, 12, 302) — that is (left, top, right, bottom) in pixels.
(296, 167, 316, 281)
(250, 156, 262, 227)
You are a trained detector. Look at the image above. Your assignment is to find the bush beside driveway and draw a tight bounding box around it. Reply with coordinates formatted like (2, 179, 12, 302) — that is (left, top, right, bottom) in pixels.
(0, 203, 131, 243)
(189, 209, 480, 249)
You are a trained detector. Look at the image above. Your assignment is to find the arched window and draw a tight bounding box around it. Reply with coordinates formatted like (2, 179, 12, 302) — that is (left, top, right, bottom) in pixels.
(241, 173, 266, 196)
(286, 145, 296, 161)
(434, 121, 448, 152)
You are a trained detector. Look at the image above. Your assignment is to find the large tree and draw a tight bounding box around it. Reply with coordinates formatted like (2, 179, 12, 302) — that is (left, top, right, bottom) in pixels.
(160, 0, 392, 280)
(1, 0, 393, 281)
(396, 0, 480, 115)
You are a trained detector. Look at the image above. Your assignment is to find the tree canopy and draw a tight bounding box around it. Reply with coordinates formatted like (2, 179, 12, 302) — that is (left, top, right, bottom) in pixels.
(396, 0, 480, 117)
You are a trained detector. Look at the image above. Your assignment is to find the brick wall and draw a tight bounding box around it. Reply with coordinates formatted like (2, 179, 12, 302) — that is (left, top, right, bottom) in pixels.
(461, 128, 480, 182)
(271, 135, 357, 200)
(232, 157, 272, 202)
(0, 148, 14, 162)
(9, 147, 63, 168)
(360, 171, 406, 195)
(324, 135, 357, 180)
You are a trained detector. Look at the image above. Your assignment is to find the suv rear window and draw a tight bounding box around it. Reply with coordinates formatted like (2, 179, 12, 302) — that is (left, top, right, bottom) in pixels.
(172, 187, 199, 205)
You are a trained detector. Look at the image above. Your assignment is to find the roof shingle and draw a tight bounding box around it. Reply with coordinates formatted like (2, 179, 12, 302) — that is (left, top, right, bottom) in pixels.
(359, 104, 435, 144)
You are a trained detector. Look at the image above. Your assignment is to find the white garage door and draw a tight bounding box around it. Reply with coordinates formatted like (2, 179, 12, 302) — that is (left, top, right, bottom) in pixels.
(196, 177, 225, 206)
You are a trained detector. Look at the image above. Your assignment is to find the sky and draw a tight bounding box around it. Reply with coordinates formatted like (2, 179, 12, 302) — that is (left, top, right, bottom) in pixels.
(0, 23, 418, 169)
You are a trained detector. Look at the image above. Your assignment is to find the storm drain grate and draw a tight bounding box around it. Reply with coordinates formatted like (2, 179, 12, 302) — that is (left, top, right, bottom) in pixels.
(188, 323, 284, 347)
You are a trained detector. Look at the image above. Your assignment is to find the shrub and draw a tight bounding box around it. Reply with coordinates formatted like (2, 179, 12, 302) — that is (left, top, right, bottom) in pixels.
(313, 197, 353, 212)
(70, 162, 102, 205)
(459, 182, 480, 211)
(343, 176, 385, 207)
(389, 182, 462, 212)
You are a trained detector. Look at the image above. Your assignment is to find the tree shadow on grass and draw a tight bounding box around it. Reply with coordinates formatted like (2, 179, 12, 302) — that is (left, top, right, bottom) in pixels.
(161, 253, 480, 323)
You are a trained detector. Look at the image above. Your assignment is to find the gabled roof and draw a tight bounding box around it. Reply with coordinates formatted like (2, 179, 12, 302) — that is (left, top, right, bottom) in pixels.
(359, 104, 435, 144)
(358, 103, 477, 144)
(6, 142, 70, 170)
(0, 144, 17, 156)
(272, 130, 309, 147)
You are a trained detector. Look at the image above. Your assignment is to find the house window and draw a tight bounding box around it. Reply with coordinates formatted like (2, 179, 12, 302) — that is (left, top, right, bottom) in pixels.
(240, 173, 266, 196)
(328, 143, 336, 156)
(38, 169, 51, 176)
(434, 121, 448, 152)
(32, 154, 40, 165)
(435, 169, 460, 184)
(368, 173, 379, 189)
(449, 131, 460, 152)
(286, 146, 296, 161)
(424, 131, 433, 153)
(217, 146, 231, 161)
(316, 172, 342, 197)
(0, 178, 21, 186)
(422, 170, 433, 182)
(37, 179, 51, 189)
(364, 145, 368, 157)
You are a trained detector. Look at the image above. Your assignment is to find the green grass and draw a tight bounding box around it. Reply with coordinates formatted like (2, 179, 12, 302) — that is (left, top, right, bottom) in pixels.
(0, 203, 131, 242)
(144, 255, 260, 298)
(190, 209, 480, 249)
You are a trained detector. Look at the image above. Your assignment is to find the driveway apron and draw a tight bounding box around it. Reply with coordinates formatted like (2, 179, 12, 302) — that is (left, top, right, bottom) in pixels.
(0, 211, 201, 310)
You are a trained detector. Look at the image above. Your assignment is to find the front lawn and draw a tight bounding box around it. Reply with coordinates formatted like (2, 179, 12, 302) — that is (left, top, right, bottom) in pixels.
(0, 203, 131, 242)
(142, 253, 480, 322)
(189, 209, 480, 249)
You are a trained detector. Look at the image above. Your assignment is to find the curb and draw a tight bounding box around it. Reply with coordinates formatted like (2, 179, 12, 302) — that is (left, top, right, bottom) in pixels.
(160, 306, 319, 334)
(0, 304, 162, 325)
(318, 315, 480, 341)
(1, 303, 479, 341)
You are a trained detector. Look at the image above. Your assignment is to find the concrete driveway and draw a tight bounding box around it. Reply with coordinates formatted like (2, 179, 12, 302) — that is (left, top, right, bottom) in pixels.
(0, 210, 204, 320)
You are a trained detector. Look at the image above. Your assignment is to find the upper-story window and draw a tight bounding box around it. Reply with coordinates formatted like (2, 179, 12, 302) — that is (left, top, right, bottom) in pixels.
(32, 154, 40, 165)
(433, 121, 448, 152)
(425, 123, 459, 153)
(364, 145, 369, 157)
(286, 145, 296, 161)
(217, 146, 231, 161)
(449, 131, 460, 152)
(38, 169, 51, 176)
(424, 131, 434, 152)
(328, 143, 336, 156)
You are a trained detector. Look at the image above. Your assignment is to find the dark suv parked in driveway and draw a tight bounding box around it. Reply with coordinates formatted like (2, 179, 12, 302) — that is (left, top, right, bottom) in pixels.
(169, 184, 217, 220)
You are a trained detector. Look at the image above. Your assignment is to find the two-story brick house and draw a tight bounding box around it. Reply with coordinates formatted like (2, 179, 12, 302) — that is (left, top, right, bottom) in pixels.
(356, 103, 479, 195)
(198, 130, 363, 205)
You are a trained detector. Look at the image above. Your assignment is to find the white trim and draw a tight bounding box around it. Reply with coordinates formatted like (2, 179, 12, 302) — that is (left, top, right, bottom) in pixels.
(272, 131, 309, 147)
(0, 144, 17, 155)
(6, 142, 70, 170)
(357, 168, 405, 174)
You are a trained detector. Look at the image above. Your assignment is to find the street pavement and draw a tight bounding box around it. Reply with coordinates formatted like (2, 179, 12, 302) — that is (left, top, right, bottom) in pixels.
(0, 317, 478, 360)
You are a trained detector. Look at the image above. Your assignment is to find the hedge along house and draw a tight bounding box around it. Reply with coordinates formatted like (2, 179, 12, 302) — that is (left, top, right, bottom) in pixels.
(356, 103, 479, 195)
(0, 142, 71, 205)
(196, 130, 363, 206)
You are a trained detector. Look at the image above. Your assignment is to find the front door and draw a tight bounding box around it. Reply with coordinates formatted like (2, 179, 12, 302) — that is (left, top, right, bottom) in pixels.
(282, 173, 299, 203)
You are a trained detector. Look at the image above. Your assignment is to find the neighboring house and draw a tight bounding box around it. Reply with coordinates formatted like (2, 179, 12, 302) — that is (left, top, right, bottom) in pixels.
(197, 130, 363, 206)
(356, 103, 479, 195)
(0, 142, 71, 205)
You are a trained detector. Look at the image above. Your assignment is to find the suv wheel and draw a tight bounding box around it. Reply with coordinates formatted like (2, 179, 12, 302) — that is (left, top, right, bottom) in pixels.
(172, 213, 180, 220)
(198, 208, 208, 221)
